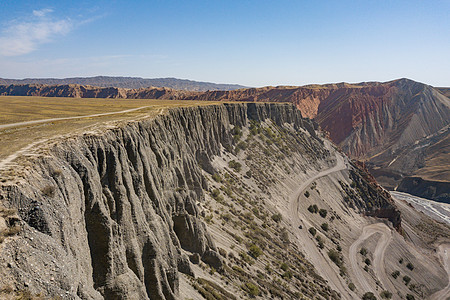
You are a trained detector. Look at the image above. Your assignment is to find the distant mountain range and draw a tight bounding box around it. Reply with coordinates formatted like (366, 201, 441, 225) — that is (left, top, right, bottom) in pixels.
(0, 76, 246, 91)
(0, 78, 448, 202)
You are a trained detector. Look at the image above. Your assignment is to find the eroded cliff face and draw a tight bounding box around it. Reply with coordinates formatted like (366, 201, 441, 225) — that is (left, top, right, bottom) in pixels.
(0, 103, 402, 299)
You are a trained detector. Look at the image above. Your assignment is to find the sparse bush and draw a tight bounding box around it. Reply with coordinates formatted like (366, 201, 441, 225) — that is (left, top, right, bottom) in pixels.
(211, 188, 220, 198)
(321, 223, 329, 231)
(360, 247, 368, 256)
(209, 267, 216, 275)
(406, 294, 415, 300)
(336, 245, 342, 252)
(380, 290, 392, 299)
(319, 209, 328, 218)
(348, 282, 356, 291)
(308, 227, 317, 236)
(362, 292, 377, 300)
(399, 258, 404, 264)
(212, 173, 222, 182)
(328, 249, 342, 267)
(280, 262, 289, 272)
(403, 275, 411, 285)
(228, 160, 242, 172)
(406, 262, 414, 271)
(249, 244, 262, 259)
(204, 214, 213, 224)
(245, 170, 252, 178)
(271, 213, 282, 223)
(391, 270, 400, 279)
(364, 265, 369, 272)
(307, 204, 318, 213)
(364, 258, 371, 266)
(304, 191, 310, 198)
(243, 282, 259, 297)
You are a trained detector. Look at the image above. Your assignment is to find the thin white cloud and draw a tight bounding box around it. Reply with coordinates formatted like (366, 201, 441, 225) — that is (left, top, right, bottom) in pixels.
(0, 9, 73, 56)
(32, 8, 53, 17)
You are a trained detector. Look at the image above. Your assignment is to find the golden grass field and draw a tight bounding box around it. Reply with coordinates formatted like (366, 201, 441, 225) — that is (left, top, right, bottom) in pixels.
(0, 96, 221, 162)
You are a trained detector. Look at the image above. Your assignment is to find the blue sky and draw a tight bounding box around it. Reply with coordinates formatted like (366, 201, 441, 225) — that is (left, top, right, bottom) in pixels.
(0, 0, 449, 87)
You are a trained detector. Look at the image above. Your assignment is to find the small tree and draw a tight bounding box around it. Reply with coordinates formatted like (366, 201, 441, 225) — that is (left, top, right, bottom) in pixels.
(249, 244, 262, 259)
(319, 209, 328, 218)
(321, 223, 329, 231)
(391, 270, 400, 279)
(380, 290, 392, 299)
(308, 227, 317, 236)
(406, 262, 414, 271)
(403, 275, 411, 285)
(360, 247, 368, 256)
(362, 292, 377, 300)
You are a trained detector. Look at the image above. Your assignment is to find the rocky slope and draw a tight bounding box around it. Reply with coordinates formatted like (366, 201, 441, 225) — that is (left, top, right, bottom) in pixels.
(0, 76, 246, 91)
(3, 103, 447, 299)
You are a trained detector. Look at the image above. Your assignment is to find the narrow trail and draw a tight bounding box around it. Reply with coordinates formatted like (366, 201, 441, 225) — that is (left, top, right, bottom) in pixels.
(287, 148, 352, 297)
(430, 244, 450, 300)
(349, 223, 395, 296)
(0, 106, 151, 130)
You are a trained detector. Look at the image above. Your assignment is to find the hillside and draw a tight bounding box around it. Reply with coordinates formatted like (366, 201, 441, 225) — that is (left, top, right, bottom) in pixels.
(0, 76, 246, 91)
(1, 79, 448, 202)
(1, 101, 448, 299)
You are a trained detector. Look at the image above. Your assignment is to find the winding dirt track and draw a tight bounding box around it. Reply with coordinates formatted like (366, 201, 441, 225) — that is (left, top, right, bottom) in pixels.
(288, 149, 353, 297)
(430, 244, 450, 300)
(0, 106, 151, 130)
(349, 223, 395, 295)
(0, 106, 165, 170)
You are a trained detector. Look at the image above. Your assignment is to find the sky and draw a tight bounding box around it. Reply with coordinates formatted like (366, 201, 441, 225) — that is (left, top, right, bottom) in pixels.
(0, 0, 449, 87)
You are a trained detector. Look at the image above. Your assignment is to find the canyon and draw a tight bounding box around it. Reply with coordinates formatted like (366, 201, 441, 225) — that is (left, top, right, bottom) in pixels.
(1, 78, 448, 203)
(0, 100, 448, 299)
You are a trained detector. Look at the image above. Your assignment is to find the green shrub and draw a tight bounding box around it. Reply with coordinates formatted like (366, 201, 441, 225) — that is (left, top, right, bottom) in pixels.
(406, 294, 415, 300)
(319, 209, 328, 218)
(399, 258, 403, 264)
(362, 292, 377, 300)
(364, 258, 371, 266)
(271, 213, 282, 223)
(380, 290, 392, 299)
(304, 191, 310, 198)
(308, 227, 317, 236)
(307, 204, 318, 213)
(360, 247, 368, 256)
(212, 173, 222, 182)
(243, 282, 259, 297)
(321, 223, 329, 231)
(348, 282, 356, 291)
(406, 262, 414, 271)
(403, 275, 411, 285)
(280, 262, 289, 272)
(211, 189, 220, 198)
(228, 160, 242, 172)
(336, 245, 342, 252)
(328, 249, 342, 267)
(249, 244, 262, 259)
(391, 270, 400, 279)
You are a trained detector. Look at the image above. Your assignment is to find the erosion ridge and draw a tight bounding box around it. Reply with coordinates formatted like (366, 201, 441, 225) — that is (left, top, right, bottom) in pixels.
(0, 102, 414, 299)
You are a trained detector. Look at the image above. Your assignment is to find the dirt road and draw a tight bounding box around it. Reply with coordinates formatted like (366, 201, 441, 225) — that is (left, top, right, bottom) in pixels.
(288, 147, 354, 297)
(430, 243, 450, 300)
(349, 223, 396, 296)
(0, 106, 151, 130)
